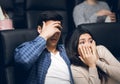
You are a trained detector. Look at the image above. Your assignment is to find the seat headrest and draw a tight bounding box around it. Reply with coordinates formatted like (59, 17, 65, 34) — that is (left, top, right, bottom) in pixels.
(26, 0, 67, 10)
(0, 0, 14, 10)
(0, 29, 38, 66)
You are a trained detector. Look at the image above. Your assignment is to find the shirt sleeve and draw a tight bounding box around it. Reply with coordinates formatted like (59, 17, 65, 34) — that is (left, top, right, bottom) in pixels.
(102, 1, 110, 10)
(96, 45, 120, 82)
(14, 36, 46, 70)
(71, 65, 100, 84)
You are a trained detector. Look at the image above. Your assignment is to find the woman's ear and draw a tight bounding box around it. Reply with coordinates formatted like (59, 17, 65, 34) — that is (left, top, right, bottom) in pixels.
(37, 25, 42, 34)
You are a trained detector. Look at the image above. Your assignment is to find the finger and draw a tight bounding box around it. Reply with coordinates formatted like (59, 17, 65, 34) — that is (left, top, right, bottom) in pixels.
(53, 21, 61, 24)
(109, 15, 116, 19)
(85, 46, 92, 58)
(92, 40, 96, 45)
(42, 21, 46, 29)
(91, 40, 96, 49)
(79, 45, 85, 58)
(52, 21, 62, 27)
(45, 21, 60, 27)
(84, 46, 88, 54)
(90, 40, 96, 53)
(111, 18, 116, 21)
(106, 10, 112, 14)
(47, 23, 61, 33)
(79, 56, 85, 63)
(87, 46, 92, 55)
(55, 24, 63, 31)
(78, 46, 85, 57)
(82, 46, 88, 58)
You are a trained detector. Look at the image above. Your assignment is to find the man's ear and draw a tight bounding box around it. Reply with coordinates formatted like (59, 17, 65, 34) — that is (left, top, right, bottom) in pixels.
(37, 25, 42, 34)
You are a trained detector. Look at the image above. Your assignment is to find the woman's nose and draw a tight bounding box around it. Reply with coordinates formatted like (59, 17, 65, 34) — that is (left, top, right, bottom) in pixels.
(85, 42, 91, 46)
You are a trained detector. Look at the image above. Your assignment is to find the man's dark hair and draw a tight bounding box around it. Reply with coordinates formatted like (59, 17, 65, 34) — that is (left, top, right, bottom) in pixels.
(37, 11, 63, 27)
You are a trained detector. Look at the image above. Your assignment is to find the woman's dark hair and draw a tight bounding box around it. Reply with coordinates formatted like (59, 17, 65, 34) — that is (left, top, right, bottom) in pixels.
(66, 25, 107, 81)
(37, 11, 63, 27)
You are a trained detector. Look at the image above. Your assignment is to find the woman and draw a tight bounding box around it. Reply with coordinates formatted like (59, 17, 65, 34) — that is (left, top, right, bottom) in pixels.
(66, 27, 120, 84)
(73, 0, 116, 27)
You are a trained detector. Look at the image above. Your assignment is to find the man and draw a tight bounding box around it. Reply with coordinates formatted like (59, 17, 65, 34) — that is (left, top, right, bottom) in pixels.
(14, 11, 74, 84)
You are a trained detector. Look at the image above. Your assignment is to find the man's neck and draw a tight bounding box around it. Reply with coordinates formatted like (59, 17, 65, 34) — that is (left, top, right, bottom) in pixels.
(47, 46, 58, 55)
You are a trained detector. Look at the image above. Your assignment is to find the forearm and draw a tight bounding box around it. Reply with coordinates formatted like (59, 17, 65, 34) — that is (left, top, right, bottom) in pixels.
(88, 67, 101, 84)
(73, 67, 100, 84)
(14, 36, 46, 69)
(96, 59, 120, 82)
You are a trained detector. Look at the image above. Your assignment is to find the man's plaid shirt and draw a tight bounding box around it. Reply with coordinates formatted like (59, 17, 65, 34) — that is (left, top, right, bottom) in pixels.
(14, 36, 74, 84)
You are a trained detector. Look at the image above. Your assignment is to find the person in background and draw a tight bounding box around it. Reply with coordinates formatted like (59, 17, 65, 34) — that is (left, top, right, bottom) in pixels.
(14, 11, 74, 84)
(0, 6, 13, 30)
(73, 0, 116, 27)
(66, 27, 120, 84)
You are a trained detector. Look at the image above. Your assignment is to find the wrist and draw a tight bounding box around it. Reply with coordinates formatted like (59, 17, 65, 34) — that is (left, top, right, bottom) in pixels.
(89, 64, 96, 68)
(39, 34, 48, 41)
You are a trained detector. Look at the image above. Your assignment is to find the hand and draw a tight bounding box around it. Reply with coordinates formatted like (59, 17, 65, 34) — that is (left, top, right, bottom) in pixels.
(90, 40, 99, 60)
(108, 13, 116, 22)
(39, 21, 62, 40)
(78, 41, 98, 68)
(96, 9, 112, 16)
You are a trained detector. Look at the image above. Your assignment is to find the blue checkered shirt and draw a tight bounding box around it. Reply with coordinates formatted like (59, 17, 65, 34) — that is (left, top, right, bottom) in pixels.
(14, 36, 74, 84)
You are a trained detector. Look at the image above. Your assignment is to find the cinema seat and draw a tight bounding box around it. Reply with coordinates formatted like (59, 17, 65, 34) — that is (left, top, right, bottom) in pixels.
(0, 29, 38, 84)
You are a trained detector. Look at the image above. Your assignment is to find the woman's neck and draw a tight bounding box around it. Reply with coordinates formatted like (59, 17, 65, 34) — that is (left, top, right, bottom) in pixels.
(86, 0, 97, 5)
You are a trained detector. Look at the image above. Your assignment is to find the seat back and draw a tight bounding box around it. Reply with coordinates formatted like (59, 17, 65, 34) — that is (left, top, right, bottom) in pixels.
(0, 29, 38, 84)
(81, 23, 120, 60)
(26, 0, 68, 32)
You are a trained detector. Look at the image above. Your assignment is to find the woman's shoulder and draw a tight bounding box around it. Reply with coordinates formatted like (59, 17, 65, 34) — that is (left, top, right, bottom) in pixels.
(97, 45, 108, 52)
(97, 45, 106, 49)
(96, 45, 111, 58)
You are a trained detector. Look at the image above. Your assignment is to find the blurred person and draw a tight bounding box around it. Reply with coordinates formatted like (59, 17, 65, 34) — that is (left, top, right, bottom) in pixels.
(0, 6, 13, 30)
(66, 27, 120, 84)
(14, 11, 74, 84)
(73, 0, 116, 27)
